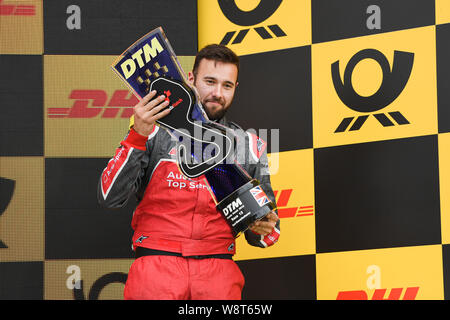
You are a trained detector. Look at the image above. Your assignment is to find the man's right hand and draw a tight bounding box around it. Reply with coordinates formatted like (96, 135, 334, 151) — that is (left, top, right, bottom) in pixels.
(132, 90, 171, 136)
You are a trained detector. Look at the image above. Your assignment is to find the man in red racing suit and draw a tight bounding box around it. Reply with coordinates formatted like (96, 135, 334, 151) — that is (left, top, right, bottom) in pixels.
(97, 44, 280, 300)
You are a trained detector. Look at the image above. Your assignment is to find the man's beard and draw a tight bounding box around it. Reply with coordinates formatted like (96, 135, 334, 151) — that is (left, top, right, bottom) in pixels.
(192, 78, 233, 121)
(202, 98, 229, 121)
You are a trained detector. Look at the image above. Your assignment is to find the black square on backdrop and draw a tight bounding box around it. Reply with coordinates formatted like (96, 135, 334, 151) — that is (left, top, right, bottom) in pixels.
(0, 261, 43, 299)
(44, 0, 197, 55)
(312, 0, 435, 43)
(443, 244, 450, 300)
(45, 158, 137, 259)
(227, 46, 312, 152)
(314, 135, 441, 253)
(236, 255, 316, 300)
(0, 55, 43, 156)
(437, 23, 450, 133)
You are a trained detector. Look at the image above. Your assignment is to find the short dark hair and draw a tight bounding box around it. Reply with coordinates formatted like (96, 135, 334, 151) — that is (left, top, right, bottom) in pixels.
(192, 44, 239, 79)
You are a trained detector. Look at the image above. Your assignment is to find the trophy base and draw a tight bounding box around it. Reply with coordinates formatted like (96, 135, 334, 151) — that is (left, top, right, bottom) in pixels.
(216, 179, 275, 237)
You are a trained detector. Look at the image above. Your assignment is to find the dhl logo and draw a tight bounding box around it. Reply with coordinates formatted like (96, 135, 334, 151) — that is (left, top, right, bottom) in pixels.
(0, 0, 35, 15)
(336, 287, 419, 300)
(48, 90, 138, 118)
(273, 189, 313, 219)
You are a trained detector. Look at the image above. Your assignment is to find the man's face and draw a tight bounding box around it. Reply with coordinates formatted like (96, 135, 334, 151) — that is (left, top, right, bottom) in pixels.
(188, 58, 238, 121)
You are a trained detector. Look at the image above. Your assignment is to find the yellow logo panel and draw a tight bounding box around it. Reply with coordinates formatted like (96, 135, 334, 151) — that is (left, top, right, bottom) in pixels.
(439, 133, 450, 245)
(316, 245, 444, 300)
(44, 55, 194, 157)
(0, 157, 44, 262)
(198, 0, 311, 56)
(0, 0, 43, 54)
(45, 259, 132, 300)
(234, 149, 315, 260)
(436, 0, 450, 25)
(312, 26, 437, 148)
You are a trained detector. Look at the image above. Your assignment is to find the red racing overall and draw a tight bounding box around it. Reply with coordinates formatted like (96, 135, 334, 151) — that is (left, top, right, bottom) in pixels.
(98, 119, 280, 299)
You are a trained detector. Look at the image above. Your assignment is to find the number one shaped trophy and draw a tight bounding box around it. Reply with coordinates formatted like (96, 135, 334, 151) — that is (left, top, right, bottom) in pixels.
(112, 27, 276, 237)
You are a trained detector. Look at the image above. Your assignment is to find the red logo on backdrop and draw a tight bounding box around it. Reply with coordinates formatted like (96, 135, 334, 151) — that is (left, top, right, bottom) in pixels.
(273, 189, 314, 218)
(0, 0, 35, 15)
(336, 287, 419, 300)
(48, 90, 138, 118)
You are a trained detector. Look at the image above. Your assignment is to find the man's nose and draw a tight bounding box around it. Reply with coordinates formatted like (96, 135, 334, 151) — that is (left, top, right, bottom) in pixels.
(212, 85, 223, 98)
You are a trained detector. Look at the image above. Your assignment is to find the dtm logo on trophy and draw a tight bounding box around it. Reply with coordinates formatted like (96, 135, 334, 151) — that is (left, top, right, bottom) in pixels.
(332, 49, 414, 133)
(119, 37, 165, 80)
(218, 0, 287, 45)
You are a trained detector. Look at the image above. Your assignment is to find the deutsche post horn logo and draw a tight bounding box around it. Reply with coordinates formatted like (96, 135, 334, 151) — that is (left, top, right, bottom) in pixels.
(332, 49, 414, 133)
(72, 272, 127, 300)
(0, 177, 15, 248)
(218, 0, 286, 45)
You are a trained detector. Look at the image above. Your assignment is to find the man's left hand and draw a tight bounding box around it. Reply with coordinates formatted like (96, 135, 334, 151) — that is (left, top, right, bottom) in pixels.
(249, 212, 278, 236)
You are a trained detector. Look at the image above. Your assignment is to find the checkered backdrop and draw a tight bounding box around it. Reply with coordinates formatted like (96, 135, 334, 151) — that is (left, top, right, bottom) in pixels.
(1, 0, 450, 300)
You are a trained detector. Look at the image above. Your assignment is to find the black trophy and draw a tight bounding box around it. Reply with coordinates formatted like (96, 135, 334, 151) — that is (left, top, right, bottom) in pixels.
(112, 27, 276, 236)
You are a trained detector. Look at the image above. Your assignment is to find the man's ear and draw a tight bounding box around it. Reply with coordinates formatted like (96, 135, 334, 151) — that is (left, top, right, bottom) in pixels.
(187, 71, 195, 85)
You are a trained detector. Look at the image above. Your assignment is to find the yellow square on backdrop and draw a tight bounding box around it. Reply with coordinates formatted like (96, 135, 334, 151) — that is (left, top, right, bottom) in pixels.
(316, 245, 444, 300)
(0, 0, 43, 54)
(235, 149, 316, 261)
(44, 55, 194, 157)
(0, 157, 44, 262)
(198, 0, 311, 56)
(439, 132, 450, 245)
(44, 259, 133, 300)
(436, 0, 450, 25)
(312, 26, 437, 149)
